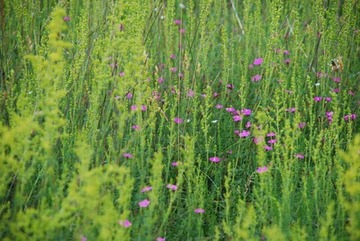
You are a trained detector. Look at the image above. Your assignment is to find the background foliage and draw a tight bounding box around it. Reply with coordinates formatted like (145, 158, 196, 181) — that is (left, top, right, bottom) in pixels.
(0, 0, 359, 240)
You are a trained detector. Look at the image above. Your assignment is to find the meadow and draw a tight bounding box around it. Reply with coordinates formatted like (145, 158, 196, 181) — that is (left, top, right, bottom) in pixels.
(0, 0, 360, 240)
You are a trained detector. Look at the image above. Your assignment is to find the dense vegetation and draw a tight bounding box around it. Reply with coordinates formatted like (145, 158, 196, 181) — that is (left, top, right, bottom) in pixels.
(0, 0, 359, 240)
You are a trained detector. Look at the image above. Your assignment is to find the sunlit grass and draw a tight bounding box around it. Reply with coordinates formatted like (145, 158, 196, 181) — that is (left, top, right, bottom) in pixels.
(0, 0, 359, 240)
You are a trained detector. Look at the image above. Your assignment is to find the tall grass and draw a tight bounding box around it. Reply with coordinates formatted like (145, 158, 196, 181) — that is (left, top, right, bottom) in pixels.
(1, 0, 359, 240)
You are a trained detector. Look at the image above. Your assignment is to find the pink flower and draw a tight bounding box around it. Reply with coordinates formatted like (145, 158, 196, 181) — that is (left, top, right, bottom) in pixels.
(171, 67, 177, 73)
(171, 86, 177, 94)
(119, 72, 125, 77)
(327, 117, 333, 123)
(294, 153, 304, 159)
(344, 114, 357, 121)
(266, 132, 276, 137)
(263, 145, 273, 151)
(332, 77, 341, 83)
(81, 235, 87, 241)
(126, 93, 133, 99)
(170, 53, 176, 59)
(324, 97, 332, 102)
(141, 186, 153, 192)
(172, 162, 179, 166)
(246, 121, 252, 129)
(152, 91, 161, 100)
(119, 219, 132, 228)
(286, 107, 296, 113)
(209, 157, 221, 163)
(123, 153, 133, 158)
(132, 125, 140, 130)
(239, 130, 250, 138)
(233, 115, 242, 122)
(131, 105, 137, 111)
(63, 16, 71, 22)
(139, 199, 150, 208)
(251, 74, 262, 82)
(226, 84, 234, 90)
(241, 109, 252, 116)
(283, 50, 290, 55)
(166, 184, 178, 191)
(253, 58, 264, 65)
(256, 166, 269, 173)
(298, 122, 306, 129)
(158, 77, 164, 83)
(187, 89, 195, 97)
(215, 104, 223, 109)
(141, 105, 147, 112)
(174, 117, 183, 124)
(326, 112, 333, 118)
(253, 137, 263, 144)
(194, 208, 205, 213)
(314, 96, 322, 102)
(284, 59, 291, 65)
(174, 19, 181, 25)
(157, 237, 166, 241)
(268, 139, 277, 145)
(179, 28, 185, 34)
(226, 107, 236, 113)
(316, 72, 327, 78)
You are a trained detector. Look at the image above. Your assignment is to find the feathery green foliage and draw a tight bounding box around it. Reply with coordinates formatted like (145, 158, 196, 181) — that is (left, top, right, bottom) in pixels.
(1, 0, 360, 240)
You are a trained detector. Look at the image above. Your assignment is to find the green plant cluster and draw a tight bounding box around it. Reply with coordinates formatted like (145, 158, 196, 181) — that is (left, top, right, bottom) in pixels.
(0, 0, 359, 240)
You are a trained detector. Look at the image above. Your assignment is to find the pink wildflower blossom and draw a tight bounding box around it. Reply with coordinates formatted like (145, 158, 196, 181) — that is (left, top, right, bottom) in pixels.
(132, 125, 140, 130)
(251, 74, 262, 82)
(268, 139, 277, 145)
(241, 109, 252, 116)
(294, 153, 304, 159)
(253, 137, 264, 144)
(126, 93, 133, 99)
(253, 58, 264, 65)
(166, 184, 177, 191)
(119, 219, 132, 228)
(256, 166, 269, 173)
(174, 117, 183, 124)
(246, 121, 252, 129)
(123, 153, 133, 158)
(209, 157, 221, 163)
(298, 122, 306, 129)
(194, 208, 205, 213)
(239, 130, 250, 138)
(233, 115, 242, 122)
(138, 199, 150, 208)
(141, 186, 153, 192)
(263, 145, 273, 151)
